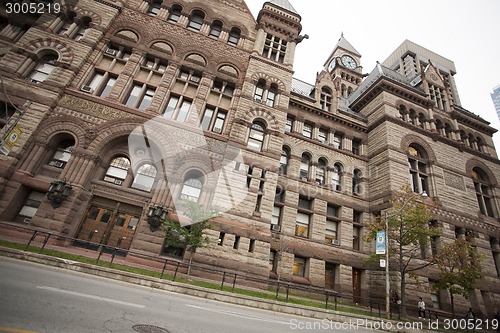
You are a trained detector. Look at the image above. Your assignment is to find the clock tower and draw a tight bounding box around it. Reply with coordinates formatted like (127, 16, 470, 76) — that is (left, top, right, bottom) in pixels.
(324, 34, 363, 99)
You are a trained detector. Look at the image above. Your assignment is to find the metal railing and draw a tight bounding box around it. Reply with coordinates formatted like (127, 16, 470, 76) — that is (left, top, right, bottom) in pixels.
(1, 221, 434, 319)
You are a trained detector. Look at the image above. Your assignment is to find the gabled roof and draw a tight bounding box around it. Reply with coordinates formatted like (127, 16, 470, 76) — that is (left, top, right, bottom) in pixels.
(264, 0, 298, 15)
(335, 35, 361, 57)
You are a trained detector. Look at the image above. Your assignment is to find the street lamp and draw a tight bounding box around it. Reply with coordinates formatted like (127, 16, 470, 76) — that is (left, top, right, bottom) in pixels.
(147, 205, 168, 231)
(46, 179, 72, 208)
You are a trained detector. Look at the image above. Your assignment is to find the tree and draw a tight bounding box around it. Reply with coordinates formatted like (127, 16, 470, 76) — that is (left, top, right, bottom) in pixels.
(162, 200, 218, 275)
(432, 238, 484, 318)
(365, 185, 440, 316)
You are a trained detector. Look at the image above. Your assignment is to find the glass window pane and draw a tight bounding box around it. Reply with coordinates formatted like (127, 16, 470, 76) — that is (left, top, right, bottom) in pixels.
(100, 77, 115, 97)
(132, 174, 155, 191)
(176, 100, 191, 122)
(201, 108, 214, 130)
(126, 85, 142, 107)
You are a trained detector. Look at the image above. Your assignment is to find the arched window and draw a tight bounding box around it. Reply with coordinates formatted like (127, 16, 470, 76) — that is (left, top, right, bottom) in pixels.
(254, 79, 265, 103)
(48, 139, 74, 168)
(352, 169, 362, 195)
(347, 86, 353, 97)
(104, 156, 131, 186)
(320, 87, 332, 111)
(332, 163, 342, 191)
(476, 137, 485, 153)
(27, 53, 58, 83)
(472, 167, 495, 217)
(228, 27, 240, 46)
(299, 153, 311, 180)
(167, 4, 182, 22)
(146, 0, 161, 16)
(408, 144, 429, 195)
(409, 109, 417, 126)
(444, 123, 453, 139)
(279, 146, 290, 175)
(187, 10, 205, 31)
(266, 84, 278, 107)
(316, 158, 327, 186)
(180, 174, 204, 202)
(418, 113, 426, 129)
(247, 121, 266, 151)
(131, 163, 157, 192)
(209, 20, 223, 38)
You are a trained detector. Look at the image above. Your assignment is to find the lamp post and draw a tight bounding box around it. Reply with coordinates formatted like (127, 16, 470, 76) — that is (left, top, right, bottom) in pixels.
(147, 205, 168, 231)
(46, 179, 72, 208)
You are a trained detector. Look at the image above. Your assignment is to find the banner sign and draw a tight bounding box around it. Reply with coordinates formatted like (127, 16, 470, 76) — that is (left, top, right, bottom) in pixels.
(376, 230, 386, 255)
(0, 125, 22, 155)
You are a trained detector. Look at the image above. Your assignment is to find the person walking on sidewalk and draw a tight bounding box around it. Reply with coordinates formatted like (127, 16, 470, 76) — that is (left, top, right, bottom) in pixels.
(418, 297, 426, 319)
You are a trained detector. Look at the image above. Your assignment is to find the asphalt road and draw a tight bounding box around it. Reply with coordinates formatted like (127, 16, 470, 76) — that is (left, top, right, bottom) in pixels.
(0, 257, 377, 333)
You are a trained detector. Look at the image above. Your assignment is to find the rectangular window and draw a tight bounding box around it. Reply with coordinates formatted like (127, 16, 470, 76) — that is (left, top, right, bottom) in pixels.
(352, 139, 361, 155)
(217, 232, 225, 246)
(285, 116, 293, 133)
(295, 212, 310, 238)
(19, 191, 45, 218)
(325, 220, 338, 243)
(99, 75, 116, 98)
(302, 123, 312, 138)
(125, 83, 155, 110)
(318, 129, 328, 144)
(293, 256, 306, 276)
(272, 206, 282, 226)
(327, 204, 339, 218)
(353, 226, 361, 250)
(200, 106, 226, 133)
(263, 34, 287, 63)
(162, 96, 191, 122)
(298, 197, 312, 210)
(333, 134, 343, 149)
(0, 104, 16, 130)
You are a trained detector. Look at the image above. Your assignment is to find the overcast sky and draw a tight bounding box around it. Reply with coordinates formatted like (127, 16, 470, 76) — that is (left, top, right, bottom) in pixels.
(247, 0, 500, 152)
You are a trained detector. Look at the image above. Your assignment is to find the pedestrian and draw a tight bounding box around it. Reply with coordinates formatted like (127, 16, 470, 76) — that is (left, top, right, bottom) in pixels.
(466, 307, 476, 333)
(391, 291, 400, 315)
(418, 297, 426, 319)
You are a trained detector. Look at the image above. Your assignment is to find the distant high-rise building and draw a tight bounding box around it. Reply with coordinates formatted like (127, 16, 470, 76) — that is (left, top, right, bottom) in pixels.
(491, 85, 500, 121)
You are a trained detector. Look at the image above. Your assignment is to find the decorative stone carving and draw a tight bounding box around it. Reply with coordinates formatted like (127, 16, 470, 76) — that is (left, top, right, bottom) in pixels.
(443, 170, 466, 191)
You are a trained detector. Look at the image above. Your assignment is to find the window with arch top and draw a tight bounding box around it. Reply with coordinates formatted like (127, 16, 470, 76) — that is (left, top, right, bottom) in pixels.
(131, 163, 157, 192)
(247, 121, 266, 151)
(187, 10, 205, 31)
(472, 167, 495, 217)
(228, 27, 241, 46)
(180, 173, 204, 202)
(27, 52, 58, 83)
(104, 156, 131, 186)
(408, 144, 429, 195)
(48, 139, 75, 169)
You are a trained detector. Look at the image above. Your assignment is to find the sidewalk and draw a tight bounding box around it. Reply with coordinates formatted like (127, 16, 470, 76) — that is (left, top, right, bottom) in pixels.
(0, 222, 438, 332)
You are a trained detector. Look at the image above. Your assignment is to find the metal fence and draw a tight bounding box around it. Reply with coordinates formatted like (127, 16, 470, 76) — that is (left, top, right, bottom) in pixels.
(1, 221, 453, 320)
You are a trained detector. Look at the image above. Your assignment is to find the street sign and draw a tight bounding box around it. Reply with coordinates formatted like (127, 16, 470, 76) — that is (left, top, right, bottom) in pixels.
(380, 259, 386, 267)
(0, 125, 22, 155)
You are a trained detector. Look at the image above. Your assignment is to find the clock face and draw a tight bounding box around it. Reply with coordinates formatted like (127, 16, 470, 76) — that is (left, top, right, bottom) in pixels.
(341, 55, 357, 70)
(328, 58, 336, 71)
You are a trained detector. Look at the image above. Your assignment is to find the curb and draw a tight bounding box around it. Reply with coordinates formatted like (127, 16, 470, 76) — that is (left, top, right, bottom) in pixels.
(0, 246, 436, 332)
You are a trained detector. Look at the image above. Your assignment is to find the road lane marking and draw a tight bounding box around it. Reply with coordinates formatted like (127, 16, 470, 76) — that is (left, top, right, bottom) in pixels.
(0, 327, 39, 333)
(185, 304, 290, 325)
(36, 286, 145, 308)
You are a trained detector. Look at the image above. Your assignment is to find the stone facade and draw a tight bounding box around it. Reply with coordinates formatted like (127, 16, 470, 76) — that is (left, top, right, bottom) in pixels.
(0, 0, 499, 317)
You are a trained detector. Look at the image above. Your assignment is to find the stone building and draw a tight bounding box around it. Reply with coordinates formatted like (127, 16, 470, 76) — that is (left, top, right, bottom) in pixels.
(0, 0, 499, 317)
